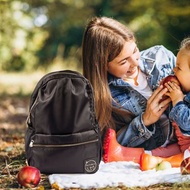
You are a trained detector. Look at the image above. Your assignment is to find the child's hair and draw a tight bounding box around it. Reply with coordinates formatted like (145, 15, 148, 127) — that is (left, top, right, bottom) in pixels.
(180, 38, 190, 69)
(180, 37, 190, 50)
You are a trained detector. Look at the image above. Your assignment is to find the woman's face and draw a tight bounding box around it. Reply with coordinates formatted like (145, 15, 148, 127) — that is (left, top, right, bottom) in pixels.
(173, 49, 190, 92)
(107, 40, 140, 79)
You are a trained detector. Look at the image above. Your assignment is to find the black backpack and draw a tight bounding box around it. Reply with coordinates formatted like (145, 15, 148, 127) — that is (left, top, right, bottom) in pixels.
(25, 70, 102, 174)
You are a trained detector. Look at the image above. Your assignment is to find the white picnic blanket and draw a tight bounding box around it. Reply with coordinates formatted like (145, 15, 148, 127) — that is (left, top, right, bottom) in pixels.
(49, 161, 190, 189)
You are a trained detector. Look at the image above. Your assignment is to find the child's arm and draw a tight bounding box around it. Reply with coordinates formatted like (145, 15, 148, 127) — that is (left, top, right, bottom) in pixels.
(165, 82, 190, 135)
(169, 102, 190, 135)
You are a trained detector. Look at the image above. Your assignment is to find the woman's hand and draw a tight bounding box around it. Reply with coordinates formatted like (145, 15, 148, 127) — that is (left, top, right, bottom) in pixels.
(165, 81, 184, 106)
(142, 85, 171, 126)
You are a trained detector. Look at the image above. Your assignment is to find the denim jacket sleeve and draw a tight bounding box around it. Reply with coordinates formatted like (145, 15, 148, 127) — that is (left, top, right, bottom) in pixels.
(117, 113, 153, 147)
(169, 93, 190, 135)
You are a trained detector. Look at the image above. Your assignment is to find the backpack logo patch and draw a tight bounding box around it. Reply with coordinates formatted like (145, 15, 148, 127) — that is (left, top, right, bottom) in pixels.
(85, 159, 97, 173)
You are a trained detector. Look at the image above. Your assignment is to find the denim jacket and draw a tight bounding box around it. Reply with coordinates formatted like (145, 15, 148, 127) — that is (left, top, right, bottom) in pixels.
(169, 92, 190, 136)
(108, 45, 176, 150)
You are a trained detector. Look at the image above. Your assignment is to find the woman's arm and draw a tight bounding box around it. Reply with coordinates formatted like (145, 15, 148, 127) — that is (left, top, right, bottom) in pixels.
(116, 114, 153, 147)
(117, 85, 171, 148)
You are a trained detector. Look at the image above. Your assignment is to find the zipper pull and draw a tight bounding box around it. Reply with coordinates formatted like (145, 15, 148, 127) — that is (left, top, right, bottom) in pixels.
(29, 140, 34, 147)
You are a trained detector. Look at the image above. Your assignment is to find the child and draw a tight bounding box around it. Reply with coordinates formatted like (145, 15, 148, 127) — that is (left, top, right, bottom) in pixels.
(164, 37, 190, 152)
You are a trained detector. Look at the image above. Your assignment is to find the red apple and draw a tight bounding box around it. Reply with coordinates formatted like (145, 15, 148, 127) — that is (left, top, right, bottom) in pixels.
(161, 75, 180, 88)
(180, 157, 190, 175)
(17, 166, 41, 188)
(159, 75, 180, 102)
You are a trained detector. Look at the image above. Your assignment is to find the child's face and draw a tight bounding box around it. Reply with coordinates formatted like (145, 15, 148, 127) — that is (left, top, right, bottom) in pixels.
(107, 40, 140, 79)
(173, 49, 190, 92)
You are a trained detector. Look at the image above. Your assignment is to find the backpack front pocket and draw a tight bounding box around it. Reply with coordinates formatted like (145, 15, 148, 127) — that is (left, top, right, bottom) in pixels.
(28, 131, 101, 174)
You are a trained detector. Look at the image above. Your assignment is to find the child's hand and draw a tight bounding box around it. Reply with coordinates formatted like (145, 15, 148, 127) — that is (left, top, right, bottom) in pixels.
(165, 81, 184, 106)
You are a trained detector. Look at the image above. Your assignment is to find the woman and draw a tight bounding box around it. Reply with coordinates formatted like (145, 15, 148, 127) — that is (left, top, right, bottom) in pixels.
(82, 16, 184, 166)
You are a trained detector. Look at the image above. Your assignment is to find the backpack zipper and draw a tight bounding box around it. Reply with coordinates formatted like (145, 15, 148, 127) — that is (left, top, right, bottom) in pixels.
(29, 139, 99, 148)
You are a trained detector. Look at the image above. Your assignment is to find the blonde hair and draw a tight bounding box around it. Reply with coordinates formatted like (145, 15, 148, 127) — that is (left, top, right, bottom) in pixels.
(180, 37, 190, 50)
(180, 37, 190, 69)
(82, 17, 135, 131)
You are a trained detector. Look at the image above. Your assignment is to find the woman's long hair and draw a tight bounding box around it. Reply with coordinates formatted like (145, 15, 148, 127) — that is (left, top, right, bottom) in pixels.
(82, 17, 135, 132)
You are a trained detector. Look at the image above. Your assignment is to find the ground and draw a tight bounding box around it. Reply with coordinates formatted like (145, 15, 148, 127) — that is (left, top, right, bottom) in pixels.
(0, 96, 189, 190)
(0, 96, 51, 189)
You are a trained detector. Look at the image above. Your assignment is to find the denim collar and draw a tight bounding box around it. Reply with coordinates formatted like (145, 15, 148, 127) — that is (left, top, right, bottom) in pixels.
(139, 52, 156, 75)
(108, 73, 131, 87)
